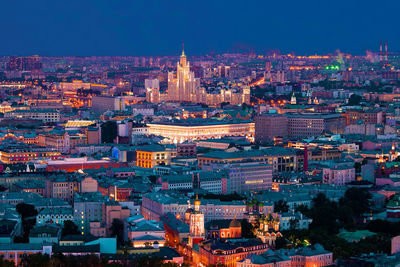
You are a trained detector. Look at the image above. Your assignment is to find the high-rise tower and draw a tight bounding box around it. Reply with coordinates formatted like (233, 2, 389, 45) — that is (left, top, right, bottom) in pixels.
(167, 48, 201, 102)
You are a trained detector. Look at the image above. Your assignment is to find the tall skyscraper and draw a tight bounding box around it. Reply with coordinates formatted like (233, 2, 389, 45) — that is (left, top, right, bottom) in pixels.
(145, 47, 250, 105)
(168, 49, 201, 102)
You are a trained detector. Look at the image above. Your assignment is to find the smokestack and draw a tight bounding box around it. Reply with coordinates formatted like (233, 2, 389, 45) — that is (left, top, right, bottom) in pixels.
(385, 40, 388, 61)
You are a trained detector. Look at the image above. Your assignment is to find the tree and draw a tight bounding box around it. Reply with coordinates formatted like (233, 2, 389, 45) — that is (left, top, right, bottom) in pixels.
(16, 203, 38, 219)
(16, 203, 38, 241)
(62, 220, 80, 237)
(240, 219, 255, 238)
(348, 94, 363, 106)
(275, 236, 288, 249)
(289, 218, 300, 231)
(21, 253, 51, 267)
(148, 175, 158, 184)
(354, 162, 362, 173)
(308, 193, 339, 234)
(295, 204, 309, 215)
(101, 121, 117, 143)
(110, 219, 124, 246)
(339, 188, 371, 217)
(0, 255, 15, 267)
(274, 200, 289, 213)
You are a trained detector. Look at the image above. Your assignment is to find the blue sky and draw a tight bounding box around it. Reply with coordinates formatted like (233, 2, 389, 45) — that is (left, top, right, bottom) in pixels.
(1, 0, 399, 56)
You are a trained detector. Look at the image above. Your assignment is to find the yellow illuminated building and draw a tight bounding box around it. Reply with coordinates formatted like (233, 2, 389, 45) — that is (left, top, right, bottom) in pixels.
(136, 145, 172, 168)
(64, 120, 96, 128)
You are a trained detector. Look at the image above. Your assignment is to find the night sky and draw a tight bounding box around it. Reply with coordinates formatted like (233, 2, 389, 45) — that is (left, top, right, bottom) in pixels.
(1, 0, 399, 56)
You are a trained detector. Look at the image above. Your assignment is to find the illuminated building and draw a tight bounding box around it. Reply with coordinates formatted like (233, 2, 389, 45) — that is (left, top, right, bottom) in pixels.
(141, 192, 250, 222)
(4, 109, 60, 123)
(255, 214, 282, 246)
(205, 219, 242, 239)
(0, 141, 62, 164)
(73, 192, 129, 236)
(55, 80, 108, 92)
(168, 49, 201, 102)
(342, 109, 384, 126)
(197, 238, 269, 267)
(0, 103, 29, 114)
(238, 244, 333, 267)
(237, 249, 291, 267)
(284, 244, 333, 267)
(45, 157, 123, 172)
(36, 208, 73, 226)
(188, 195, 205, 247)
(37, 130, 69, 153)
(290, 91, 297, 105)
(136, 145, 173, 168)
(147, 119, 254, 144)
(73, 192, 105, 235)
(145, 49, 250, 106)
(126, 217, 166, 248)
(64, 120, 96, 128)
(145, 79, 161, 103)
(227, 162, 273, 193)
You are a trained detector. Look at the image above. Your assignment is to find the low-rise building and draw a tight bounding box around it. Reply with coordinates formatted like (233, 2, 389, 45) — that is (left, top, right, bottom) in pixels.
(136, 145, 173, 169)
(36, 208, 74, 226)
(323, 165, 356, 186)
(4, 109, 60, 122)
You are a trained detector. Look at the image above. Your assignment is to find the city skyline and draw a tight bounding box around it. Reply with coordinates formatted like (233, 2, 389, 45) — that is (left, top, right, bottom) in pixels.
(1, 0, 400, 56)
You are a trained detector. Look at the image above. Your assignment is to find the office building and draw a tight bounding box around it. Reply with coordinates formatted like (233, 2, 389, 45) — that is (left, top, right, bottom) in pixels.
(255, 114, 288, 143)
(91, 95, 125, 114)
(4, 109, 60, 123)
(287, 113, 345, 138)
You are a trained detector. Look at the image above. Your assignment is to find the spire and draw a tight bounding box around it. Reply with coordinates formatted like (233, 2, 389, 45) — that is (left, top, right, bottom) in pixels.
(181, 43, 185, 57)
(194, 194, 201, 211)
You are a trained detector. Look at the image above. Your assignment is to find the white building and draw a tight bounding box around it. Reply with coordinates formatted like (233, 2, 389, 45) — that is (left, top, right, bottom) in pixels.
(4, 109, 60, 122)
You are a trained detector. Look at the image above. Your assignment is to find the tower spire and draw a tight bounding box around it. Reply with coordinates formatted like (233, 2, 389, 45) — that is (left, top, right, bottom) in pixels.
(181, 42, 185, 57)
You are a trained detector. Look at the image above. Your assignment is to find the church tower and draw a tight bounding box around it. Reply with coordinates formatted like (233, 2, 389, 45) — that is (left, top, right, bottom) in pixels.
(290, 91, 297, 105)
(188, 195, 205, 247)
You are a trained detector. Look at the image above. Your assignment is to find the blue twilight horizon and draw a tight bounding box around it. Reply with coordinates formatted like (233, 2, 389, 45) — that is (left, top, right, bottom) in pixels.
(1, 0, 399, 56)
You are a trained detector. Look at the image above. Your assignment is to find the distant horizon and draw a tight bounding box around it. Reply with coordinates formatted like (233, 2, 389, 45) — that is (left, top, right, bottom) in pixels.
(0, 45, 394, 58)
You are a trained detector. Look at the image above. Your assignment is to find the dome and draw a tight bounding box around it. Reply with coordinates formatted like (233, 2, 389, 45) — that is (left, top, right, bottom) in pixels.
(229, 218, 241, 228)
(194, 199, 201, 206)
